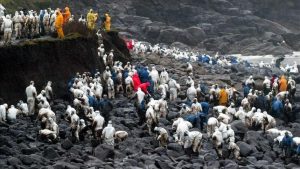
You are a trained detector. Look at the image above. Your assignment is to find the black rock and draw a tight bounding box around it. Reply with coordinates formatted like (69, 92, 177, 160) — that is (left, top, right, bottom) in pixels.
(244, 131, 271, 152)
(0, 136, 13, 148)
(94, 144, 114, 161)
(61, 138, 73, 150)
(236, 141, 253, 157)
(0, 145, 14, 156)
(167, 143, 183, 152)
(43, 147, 60, 160)
(231, 120, 248, 135)
(21, 147, 39, 155)
(53, 161, 80, 169)
(155, 160, 173, 169)
(20, 155, 35, 165)
(166, 112, 179, 121)
(7, 157, 22, 166)
(206, 161, 220, 169)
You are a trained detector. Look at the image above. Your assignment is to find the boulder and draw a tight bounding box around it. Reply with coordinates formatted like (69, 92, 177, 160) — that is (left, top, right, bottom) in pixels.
(43, 147, 60, 160)
(61, 138, 73, 150)
(94, 144, 115, 161)
(167, 143, 183, 152)
(231, 120, 248, 135)
(0, 146, 14, 156)
(20, 155, 35, 165)
(236, 141, 253, 157)
(7, 157, 22, 166)
(155, 160, 173, 169)
(244, 131, 271, 152)
(21, 147, 39, 155)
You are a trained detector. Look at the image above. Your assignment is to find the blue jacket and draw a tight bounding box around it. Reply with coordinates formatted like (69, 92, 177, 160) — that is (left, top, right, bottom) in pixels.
(147, 79, 154, 95)
(243, 85, 250, 98)
(67, 78, 75, 90)
(123, 69, 129, 79)
(140, 69, 149, 83)
(93, 98, 102, 111)
(39, 11, 45, 23)
(272, 100, 283, 113)
(99, 99, 113, 113)
(281, 135, 293, 147)
(184, 114, 198, 125)
(255, 95, 268, 111)
(297, 145, 300, 154)
(88, 95, 95, 108)
(200, 102, 210, 115)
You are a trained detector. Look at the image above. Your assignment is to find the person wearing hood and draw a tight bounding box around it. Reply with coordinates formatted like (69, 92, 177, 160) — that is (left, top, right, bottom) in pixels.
(219, 86, 228, 106)
(132, 73, 142, 91)
(139, 67, 150, 83)
(254, 91, 268, 112)
(2, 14, 13, 45)
(102, 120, 116, 146)
(280, 132, 293, 157)
(199, 96, 210, 130)
(99, 94, 113, 122)
(279, 75, 288, 92)
(63, 7, 71, 24)
(55, 10, 64, 39)
(39, 10, 45, 35)
(271, 98, 283, 118)
(104, 13, 111, 32)
(138, 82, 150, 95)
(13, 11, 23, 39)
(242, 83, 250, 98)
(263, 76, 271, 95)
(87, 9, 98, 30)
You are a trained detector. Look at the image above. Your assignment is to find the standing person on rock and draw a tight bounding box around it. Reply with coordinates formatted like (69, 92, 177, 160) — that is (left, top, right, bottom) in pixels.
(87, 9, 98, 30)
(39, 10, 45, 36)
(55, 10, 64, 39)
(102, 120, 116, 146)
(280, 132, 293, 158)
(103, 12, 111, 32)
(219, 85, 228, 106)
(279, 75, 288, 92)
(130, 87, 146, 124)
(13, 11, 23, 39)
(62, 7, 71, 24)
(99, 94, 113, 123)
(199, 96, 210, 131)
(26, 81, 37, 120)
(1, 15, 13, 45)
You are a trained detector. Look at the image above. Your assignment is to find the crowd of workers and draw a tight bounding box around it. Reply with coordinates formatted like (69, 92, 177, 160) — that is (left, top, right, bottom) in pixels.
(0, 5, 111, 45)
(1, 37, 299, 160)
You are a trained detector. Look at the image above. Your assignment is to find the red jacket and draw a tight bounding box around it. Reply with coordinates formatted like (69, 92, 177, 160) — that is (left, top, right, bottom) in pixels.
(139, 82, 150, 94)
(132, 73, 141, 91)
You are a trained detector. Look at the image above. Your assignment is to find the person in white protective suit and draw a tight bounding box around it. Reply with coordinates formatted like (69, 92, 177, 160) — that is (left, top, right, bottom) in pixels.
(25, 81, 37, 118)
(13, 11, 23, 39)
(183, 131, 203, 154)
(102, 120, 116, 146)
(1, 15, 13, 45)
(154, 127, 169, 147)
(168, 78, 180, 101)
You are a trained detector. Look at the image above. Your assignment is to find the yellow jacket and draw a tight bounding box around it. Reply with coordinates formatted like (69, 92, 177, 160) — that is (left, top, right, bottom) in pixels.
(55, 11, 64, 29)
(87, 10, 98, 29)
(279, 76, 287, 92)
(219, 89, 228, 106)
